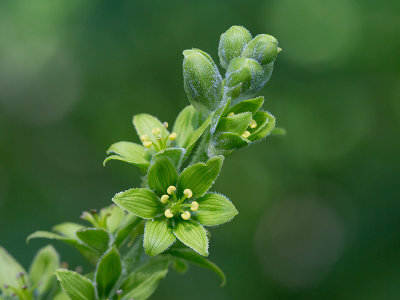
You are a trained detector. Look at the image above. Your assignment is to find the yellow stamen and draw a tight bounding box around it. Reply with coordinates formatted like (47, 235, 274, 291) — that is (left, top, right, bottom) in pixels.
(163, 122, 168, 128)
(143, 141, 153, 148)
(140, 134, 149, 142)
(183, 189, 193, 199)
(168, 132, 177, 141)
(164, 209, 173, 218)
(227, 112, 235, 117)
(250, 119, 257, 129)
(167, 186, 176, 195)
(190, 201, 199, 211)
(242, 131, 251, 139)
(160, 195, 169, 204)
(152, 127, 161, 136)
(181, 211, 191, 220)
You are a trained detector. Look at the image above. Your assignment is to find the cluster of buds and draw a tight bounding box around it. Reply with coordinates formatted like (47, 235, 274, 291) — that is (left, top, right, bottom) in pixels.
(161, 186, 199, 221)
(182, 26, 281, 115)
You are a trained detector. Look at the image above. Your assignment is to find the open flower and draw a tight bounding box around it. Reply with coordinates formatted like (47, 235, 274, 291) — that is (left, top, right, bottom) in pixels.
(104, 106, 211, 173)
(112, 155, 238, 256)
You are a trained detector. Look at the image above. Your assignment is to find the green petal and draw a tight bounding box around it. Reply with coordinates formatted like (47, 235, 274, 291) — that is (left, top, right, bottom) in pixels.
(112, 188, 163, 219)
(227, 96, 264, 115)
(0, 247, 26, 290)
(173, 105, 201, 148)
(104, 141, 151, 172)
(133, 114, 169, 144)
(196, 193, 238, 226)
(144, 219, 176, 256)
(173, 220, 208, 256)
(248, 110, 276, 141)
(76, 228, 110, 254)
(29, 245, 60, 295)
(178, 156, 224, 198)
(147, 157, 178, 195)
(95, 247, 121, 298)
(216, 112, 252, 134)
(52, 222, 85, 239)
(151, 148, 185, 170)
(213, 132, 249, 150)
(56, 269, 95, 300)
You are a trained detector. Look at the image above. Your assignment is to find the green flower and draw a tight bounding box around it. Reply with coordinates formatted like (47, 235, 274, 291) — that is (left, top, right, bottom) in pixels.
(104, 106, 211, 173)
(209, 96, 276, 156)
(112, 155, 238, 256)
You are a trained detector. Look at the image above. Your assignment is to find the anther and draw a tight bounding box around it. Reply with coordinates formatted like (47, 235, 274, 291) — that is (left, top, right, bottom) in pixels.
(140, 134, 149, 142)
(190, 201, 199, 211)
(167, 186, 176, 195)
(152, 127, 161, 136)
(242, 131, 251, 139)
(183, 189, 193, 199)
(143, 141, 153, 148)
(250, 119, 257, 129)
(168, 132, 177, 141)
(164, 209, 173, 218)
(117, 290, 123, 295)
(160, 195, 169, 204)
(227, 112, 235, 117)
(181, 211, 191, 220)
(163, 122, 168, 128)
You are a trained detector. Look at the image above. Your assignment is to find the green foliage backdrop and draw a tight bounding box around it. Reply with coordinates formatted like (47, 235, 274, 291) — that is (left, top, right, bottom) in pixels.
(0, 0, 399, 299)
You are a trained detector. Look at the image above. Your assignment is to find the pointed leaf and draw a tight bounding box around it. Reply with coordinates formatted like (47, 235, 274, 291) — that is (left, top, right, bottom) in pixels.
(76, 228, 110, 254)
(95, 247, 121, 298)
(113, 188, 163, 219)
(52, 222, 84, 239)
(147, 157, 178, 195)
(248, 110, 276, 141)
(0, 247, 26, 289)
(168, 248, 226, 286)
(196, 193, 238, 226)
(216, 112, 252, 134)
(173, 221, 208, 256)
(56, 269, 95, 300)
(151, 148, 185, 169)
(133, 114, 169, 144)
(104, 141, 151, 172)
(227, 96, 264, 115)
(178, 156, 224, 198)
(144, 219, 176, 256)
(29, 245, 60, 295)
(173, 105, 200, 148)
(121, 257, 170, 300)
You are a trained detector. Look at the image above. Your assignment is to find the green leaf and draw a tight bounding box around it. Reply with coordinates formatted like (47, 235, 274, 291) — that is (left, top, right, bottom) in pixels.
(227, 96, 264, 115)
(133, 114, 169, 144)
(144, 219, 176, 256)
(121, 257, 170, 300)
(112, 188, 163, 219)
(248, 110, 276, 141)
(0, 247, 26, 289)
(114, 215, 142, 248)
(213, 132, 249, 150)
(104, 141, 151, 172)
(76, 228, 110, 254)
(196, 193, 238, 226)
(173, 221, 208, 256)
(184, 114, 212, 159)
(168, 248, 226, 286)
(122, 236, 145, 274)
(178, 156, 224, 198)
(29, 245, 60, 295)
(95, 247, 121, 298)
(217, 112, 252, 134)
(52, 222, 85, 239)
(53, 292, 70, 300)
(147, 157, 178, 195)
(173, 105, 200, 148)
(56, 269, 95, 300)
(151, 148, 185, 169)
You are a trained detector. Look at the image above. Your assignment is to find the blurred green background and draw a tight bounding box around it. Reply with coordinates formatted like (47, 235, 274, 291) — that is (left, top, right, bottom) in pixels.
(1, 0, 399, 299)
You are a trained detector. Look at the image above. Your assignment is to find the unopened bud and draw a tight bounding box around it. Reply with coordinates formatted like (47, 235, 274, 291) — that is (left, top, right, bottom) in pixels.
(242, 34, 279, 66)
(218, 25, 252, 69)
(183, 49, 222, 114)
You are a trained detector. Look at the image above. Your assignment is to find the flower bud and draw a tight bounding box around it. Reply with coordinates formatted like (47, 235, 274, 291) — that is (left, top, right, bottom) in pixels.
(241, 34, 279, 66)
(218, 26, 252, 69)
(224, 57, 264, 100)
(183, 49, 223, 114)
